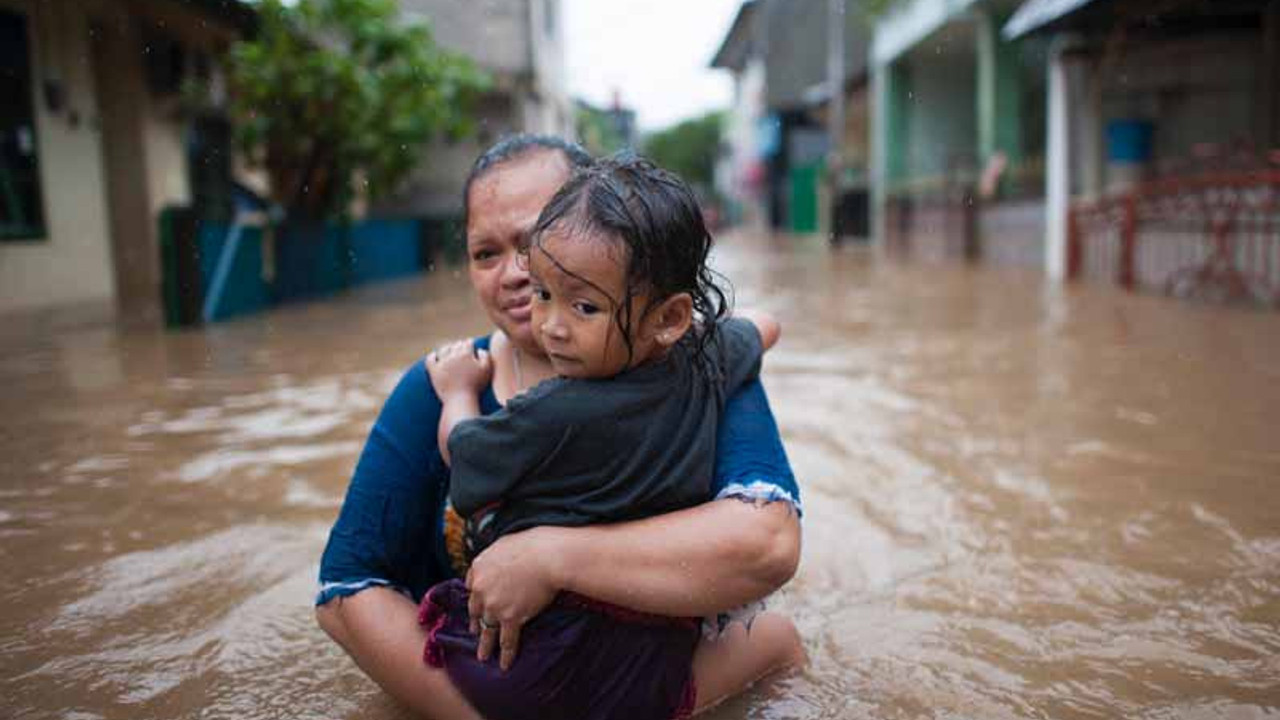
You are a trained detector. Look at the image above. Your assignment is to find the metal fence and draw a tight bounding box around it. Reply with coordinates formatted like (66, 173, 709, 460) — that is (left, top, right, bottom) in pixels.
(1068, 172, 1280, 306)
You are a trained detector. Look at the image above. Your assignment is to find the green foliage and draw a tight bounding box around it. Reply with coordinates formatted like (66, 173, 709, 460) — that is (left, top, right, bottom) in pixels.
(642, 112, 724, 193)
(226, 0, 489, 218)
(575, 103, 626, 157)
(862, 0, 909, 18)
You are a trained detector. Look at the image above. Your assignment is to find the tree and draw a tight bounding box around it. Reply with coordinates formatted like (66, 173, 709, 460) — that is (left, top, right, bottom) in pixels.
(575, 102, 627, 157)
(225, 0, 489, 220)
(862, 0, 909, 18)
(642, 112, 724, 194)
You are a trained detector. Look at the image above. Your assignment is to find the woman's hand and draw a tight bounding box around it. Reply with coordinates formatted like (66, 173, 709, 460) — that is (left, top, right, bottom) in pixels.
(464, 525, 567, 671)
(428, 339, 494, 401)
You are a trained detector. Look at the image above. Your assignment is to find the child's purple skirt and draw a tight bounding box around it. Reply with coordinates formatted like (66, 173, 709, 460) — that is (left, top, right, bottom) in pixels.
(419, 579, 699, 720)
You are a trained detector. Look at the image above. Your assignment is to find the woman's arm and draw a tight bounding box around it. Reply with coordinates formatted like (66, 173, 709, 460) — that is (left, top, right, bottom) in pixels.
(466, 378, 801, 666)
(466, 498, 798, 669)
(550, 497, 799, 614)
(315, 356, 484, 716)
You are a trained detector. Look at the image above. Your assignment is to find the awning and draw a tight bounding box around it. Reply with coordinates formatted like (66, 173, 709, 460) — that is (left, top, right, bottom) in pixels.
(1002, 0, 1103, 39)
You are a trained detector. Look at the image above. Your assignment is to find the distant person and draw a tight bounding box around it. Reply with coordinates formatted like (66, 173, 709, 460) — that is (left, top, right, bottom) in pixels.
(421, 154, 792, 720)
(315, 135, 804, 719)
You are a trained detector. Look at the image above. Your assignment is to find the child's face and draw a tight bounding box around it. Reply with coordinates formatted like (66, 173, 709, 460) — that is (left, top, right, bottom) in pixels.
(527, 230, 655, 379)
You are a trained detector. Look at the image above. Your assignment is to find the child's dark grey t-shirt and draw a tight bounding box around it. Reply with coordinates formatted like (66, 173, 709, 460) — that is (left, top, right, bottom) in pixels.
(447, 317, 764, 554)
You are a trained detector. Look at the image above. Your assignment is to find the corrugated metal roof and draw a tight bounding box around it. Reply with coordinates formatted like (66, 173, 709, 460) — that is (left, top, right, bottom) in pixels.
(710, 1, 759, 70)
(1002, 0, 1101, 39)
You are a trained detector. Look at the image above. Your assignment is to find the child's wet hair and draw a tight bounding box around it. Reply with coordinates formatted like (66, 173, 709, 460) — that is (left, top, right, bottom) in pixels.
(528, 153, 729, 368)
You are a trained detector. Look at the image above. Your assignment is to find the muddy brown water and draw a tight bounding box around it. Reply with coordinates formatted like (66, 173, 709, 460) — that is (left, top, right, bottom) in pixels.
(2, 232, 1277, 719)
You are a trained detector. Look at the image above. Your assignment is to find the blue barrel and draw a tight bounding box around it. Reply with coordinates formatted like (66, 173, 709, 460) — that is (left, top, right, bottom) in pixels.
(1106, 120, 1154, 163)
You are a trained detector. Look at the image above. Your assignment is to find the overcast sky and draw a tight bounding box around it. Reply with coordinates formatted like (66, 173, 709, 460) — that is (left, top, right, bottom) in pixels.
(564, 0, 742, 133)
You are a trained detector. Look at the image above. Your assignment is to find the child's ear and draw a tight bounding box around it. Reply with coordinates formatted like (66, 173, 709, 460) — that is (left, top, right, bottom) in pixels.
(647, 293, 693, 349)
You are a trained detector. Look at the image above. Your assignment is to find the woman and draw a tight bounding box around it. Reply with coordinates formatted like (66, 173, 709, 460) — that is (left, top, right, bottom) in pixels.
(316, 135, 804, 719)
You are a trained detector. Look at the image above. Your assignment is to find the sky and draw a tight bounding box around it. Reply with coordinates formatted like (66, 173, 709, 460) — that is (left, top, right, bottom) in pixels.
(563, 0, 743, 133)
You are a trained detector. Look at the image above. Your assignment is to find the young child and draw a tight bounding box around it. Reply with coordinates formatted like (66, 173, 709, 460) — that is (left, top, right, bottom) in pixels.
(419, 155, 784, 720)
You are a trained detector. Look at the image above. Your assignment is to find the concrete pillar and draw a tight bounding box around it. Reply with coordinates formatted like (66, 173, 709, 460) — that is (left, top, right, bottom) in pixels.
(871, 59, 909, 246)
(1077, 57, 1105, 199)
(90, 14, 160, 319)
(1045, 36, 1073, 281)
(1262, 0, 1280, 150)
(975, 10, 1022, 168)
(871, 62, 889, 247)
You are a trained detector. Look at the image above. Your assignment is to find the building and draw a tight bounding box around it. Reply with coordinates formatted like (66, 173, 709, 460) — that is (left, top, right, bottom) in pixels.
(712, 0, 871, 234)
(871, 0, 1049, 267)
(1008, 0, 1280, 303)
(0, 0, 254, 317)
(376, 0, 574, 217)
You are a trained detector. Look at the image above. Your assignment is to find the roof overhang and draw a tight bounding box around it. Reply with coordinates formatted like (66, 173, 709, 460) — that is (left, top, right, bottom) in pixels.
(1002, 0, 1101, 39)
(871, 0, 982, 66)
(166, 0, 258, 34)
(710, 1, 758, 70)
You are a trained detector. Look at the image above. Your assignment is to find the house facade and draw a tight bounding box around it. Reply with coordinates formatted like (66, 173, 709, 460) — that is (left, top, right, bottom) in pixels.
(376, 0, 574, 217)
(1009, 0, 1280, 302)
(712, 0, 870, 235)
(871, 0, 1048, 267)
(0, 0, 252, 317)
(869, 0, 1280, 305)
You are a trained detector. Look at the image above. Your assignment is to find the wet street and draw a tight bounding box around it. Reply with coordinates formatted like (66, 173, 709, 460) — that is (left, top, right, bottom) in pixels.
(2, 231, 1278, 719)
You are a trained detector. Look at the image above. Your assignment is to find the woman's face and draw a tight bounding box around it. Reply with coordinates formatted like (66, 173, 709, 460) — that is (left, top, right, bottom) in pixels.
(466, 151, 572, 353)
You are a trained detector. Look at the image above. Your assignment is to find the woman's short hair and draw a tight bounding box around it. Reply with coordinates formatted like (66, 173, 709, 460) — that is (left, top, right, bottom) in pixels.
(462, 134, 593, 228)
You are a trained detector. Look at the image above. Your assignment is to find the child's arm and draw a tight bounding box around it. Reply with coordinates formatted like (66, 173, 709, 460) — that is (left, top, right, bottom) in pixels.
(734, 308, 781, 351)
(426, 339, 494, 467)
(712, 312, 778, 400)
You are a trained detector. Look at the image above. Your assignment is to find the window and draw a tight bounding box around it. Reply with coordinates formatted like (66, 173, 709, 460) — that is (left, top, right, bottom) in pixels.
(0, 9, 46, 241)
(544, 0, 556, 38)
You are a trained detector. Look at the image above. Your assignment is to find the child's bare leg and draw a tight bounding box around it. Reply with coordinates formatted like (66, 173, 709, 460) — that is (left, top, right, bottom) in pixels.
(691, 612, 806, 714)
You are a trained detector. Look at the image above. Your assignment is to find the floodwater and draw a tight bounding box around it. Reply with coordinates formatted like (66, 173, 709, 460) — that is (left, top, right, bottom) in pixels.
(2, 231, 1278, 719)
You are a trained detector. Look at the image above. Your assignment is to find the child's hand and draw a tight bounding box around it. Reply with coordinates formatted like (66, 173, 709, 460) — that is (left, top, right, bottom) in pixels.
(427, 339, 494, 400)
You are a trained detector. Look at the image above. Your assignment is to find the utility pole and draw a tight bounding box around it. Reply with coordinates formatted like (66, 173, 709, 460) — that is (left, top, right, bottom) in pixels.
(827, 0, 847, 240)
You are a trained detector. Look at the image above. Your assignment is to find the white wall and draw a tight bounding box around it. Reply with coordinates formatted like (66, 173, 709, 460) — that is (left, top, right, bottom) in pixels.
(143, 110, 192, 219)
(0, 0, 243, 315)
(0, 0, 116, 312)
(723, 61, 766, 207)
